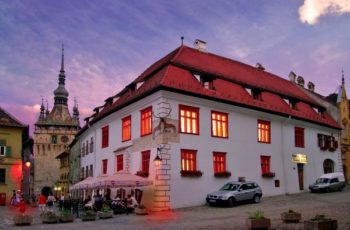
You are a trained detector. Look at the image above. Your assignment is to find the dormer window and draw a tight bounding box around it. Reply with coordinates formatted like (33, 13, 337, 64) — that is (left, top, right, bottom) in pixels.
(193, 73, 215, 90)
(245, 88, 261, 100)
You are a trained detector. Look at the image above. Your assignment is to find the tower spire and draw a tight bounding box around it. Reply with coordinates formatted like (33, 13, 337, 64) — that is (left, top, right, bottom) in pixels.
(342, 69, 345, 85)
(54, 44, 69, 105)
(61, 43, 64, 73)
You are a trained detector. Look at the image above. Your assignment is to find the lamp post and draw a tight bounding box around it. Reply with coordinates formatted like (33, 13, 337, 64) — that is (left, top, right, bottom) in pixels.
(154, 147, 162, 167)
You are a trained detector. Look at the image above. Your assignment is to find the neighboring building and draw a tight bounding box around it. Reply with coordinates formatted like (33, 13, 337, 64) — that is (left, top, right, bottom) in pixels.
(33, 46, 80, 196)
(0, 106, 27, 205)
(74, 41, 342, 210)
(68, 138, 81, 198)
(55, 150, 70, 197)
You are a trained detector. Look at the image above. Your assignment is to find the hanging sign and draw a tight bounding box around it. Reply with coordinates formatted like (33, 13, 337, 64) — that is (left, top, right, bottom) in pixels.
(292, 153, 308, 164)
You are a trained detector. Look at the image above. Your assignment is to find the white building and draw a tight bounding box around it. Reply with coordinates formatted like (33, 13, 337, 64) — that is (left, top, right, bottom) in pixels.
(74, 41, 342, 211)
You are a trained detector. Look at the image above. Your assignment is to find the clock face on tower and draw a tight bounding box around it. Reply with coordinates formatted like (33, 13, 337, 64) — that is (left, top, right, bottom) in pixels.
(61, 135, 69, 143)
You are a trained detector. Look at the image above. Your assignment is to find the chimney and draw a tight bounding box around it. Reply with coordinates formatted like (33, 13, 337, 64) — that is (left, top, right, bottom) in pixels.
(307, 81, 315, 92)
(194, 39, 207, 52)
(256, 63, 265, 71)
(288, 71, 296, 82)
(297, 76, 305, 87)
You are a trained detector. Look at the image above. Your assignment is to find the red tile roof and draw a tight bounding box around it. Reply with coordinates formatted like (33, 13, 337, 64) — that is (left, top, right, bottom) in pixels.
(78, 45, 340, 136)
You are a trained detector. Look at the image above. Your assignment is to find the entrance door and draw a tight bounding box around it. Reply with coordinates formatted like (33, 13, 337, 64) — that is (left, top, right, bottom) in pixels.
(297, 163, 304, 190)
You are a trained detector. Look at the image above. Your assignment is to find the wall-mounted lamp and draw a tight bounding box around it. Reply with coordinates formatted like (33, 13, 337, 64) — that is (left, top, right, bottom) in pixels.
(154, 147, 162, 166)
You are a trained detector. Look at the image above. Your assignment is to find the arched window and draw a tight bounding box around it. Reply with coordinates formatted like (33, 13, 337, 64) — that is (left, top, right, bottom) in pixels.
(323, 159, 334, 173)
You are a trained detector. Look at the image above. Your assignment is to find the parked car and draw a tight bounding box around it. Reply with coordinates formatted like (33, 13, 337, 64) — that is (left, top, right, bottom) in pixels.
(206, 181, 263, 207)
(309, 172, 346, 193)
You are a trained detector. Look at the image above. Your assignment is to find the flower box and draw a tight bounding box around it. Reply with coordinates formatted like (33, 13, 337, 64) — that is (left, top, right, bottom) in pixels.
(214, 171, 232, 178)
(135, 205, 148, 215)
(81, 210, 97, 221)
(246, 218, 271, 229)
(262, 172, 275, 178)
(180, 170, 203, 177)
(59, 211, 75, 223)
(98, 210, 113, 219)
(13, 214, 33, 226)
(41, 211, 58, 224)
(281, 210, 301, 223)
(304, 215, 338, 230)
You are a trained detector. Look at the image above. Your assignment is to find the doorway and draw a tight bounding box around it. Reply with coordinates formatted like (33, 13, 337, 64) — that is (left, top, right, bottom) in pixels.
(323, 159, 334, 173)
(297, 163, 304, 190)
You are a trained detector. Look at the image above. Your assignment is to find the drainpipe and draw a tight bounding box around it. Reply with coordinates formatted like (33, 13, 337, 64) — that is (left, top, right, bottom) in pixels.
(281, 115, 291, 194)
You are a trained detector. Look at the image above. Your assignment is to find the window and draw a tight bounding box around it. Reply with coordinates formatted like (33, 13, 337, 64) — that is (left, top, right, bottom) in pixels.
(122, 115, 132, 141)
(116, 155, 123, 172)
(201, 76, 214, 90)
(260, 156, 271, 174)
(81, 167, 84, 179)
(85, 166, 88, 178)
(90, 137, 94, 153)
(85, 140, 89, 155)
(82, 143, 85, 157)
(90, 165, 93, 177)
(0, 168, 5, 184)
(295, 127, 305, 148)
(0, 146, 6, 156)
(213, 152, 226, 173)
(258, 120, 271, 143)
(211, 111, 228, 138)
(179, 105, 199, 134)
(101, 126, 109, 148)
(141, 150, 150, 173)
(102, 159, 108, 175)
(140, 107, 152, 136)
(51, 135, 57, 144)
(181, 149, 197, 172)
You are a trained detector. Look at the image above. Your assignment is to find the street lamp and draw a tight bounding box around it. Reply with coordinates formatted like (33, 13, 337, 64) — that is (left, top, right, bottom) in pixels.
(154, 147, 162, 167)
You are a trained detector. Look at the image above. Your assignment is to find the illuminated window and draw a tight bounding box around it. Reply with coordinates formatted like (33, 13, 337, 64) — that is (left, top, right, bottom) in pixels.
(211, 111, 228, 138)
(122, 115, 131, 141)
(179, 105, 199, 134)
(101, 126, 109, 148)
(295, 127, 305, 148)
(213, 152, 226, 173)
(181, 149, 197, 172)
(141, 150, 150, 173)
(260, 155, 271, 174)
(258, 120, 271, 143)
(140, 107, 152, 136)
(0, 168, 5, 184)
(102, 159, 108, 175)
(116, 155, 123, 172)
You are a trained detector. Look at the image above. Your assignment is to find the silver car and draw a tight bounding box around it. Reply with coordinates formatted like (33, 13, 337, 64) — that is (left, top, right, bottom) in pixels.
(206, 181, 263, 207)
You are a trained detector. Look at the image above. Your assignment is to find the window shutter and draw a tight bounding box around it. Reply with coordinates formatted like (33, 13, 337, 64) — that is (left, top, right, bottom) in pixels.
(6, 146, 12, 157)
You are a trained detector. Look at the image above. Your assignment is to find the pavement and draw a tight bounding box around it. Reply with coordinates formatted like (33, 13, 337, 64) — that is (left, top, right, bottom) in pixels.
(1, 187, 350, 230)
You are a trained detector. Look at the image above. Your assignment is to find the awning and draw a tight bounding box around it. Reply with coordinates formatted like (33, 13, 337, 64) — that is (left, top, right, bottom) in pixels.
(92, 171, 153, 189)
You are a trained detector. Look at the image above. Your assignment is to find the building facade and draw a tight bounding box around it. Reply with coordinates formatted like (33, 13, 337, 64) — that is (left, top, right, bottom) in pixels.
(33, 47, 80, 196)
(0, 107, 27, 205)
(74, 42, 342, 210)
(55, 150, 70, 197)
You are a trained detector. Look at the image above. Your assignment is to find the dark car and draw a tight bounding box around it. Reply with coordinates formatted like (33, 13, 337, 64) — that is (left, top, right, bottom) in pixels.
(206, 181, 263, 207)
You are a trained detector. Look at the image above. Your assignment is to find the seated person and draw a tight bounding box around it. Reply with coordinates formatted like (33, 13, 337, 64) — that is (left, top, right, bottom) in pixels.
(126, 194, 138, 215)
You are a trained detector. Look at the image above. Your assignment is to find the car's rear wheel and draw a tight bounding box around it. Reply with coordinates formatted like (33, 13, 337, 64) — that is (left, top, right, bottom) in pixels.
(253, 195, 261, 203)
(227, 197, 235, 207)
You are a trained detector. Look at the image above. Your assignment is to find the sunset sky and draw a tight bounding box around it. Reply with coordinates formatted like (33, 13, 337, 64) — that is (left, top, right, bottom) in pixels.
(1, 0, 350, 134)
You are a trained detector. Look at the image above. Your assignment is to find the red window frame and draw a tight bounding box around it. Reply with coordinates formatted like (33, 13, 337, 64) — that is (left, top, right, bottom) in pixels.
(102, 159, 108, 175)
(181, 149, 197, 172)
(179, 105, 200, 135)
(140, 107, 152, 136)
(116, 155, 123, 172)
(141, 150, 150, 173)
(101, 126, 109, 148)
(258, 119, 271, 143)
(213, 152, 226, 173)
(295, 127, 305, 148)
(260, 155, 271, 174)
(122, 115, 132, 142)
(211, 111, 228, 138)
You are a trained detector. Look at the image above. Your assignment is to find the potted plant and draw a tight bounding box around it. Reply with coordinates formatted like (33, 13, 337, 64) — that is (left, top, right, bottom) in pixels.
(13, 214, 33, 226)
(281, 209, 301, 223)
(81, 209, 97, 221)
(59, 209, 75, 223)
(98, 206, 113, 219)
(304, 214, 338, 230)
(246, 210, 271, 229)
(135, 204, 148, 215)
(41, 211, 58, 224)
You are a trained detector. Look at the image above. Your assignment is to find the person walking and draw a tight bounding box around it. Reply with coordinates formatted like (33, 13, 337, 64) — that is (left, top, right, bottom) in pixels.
(46, 193, 56, 212)
(38, 194, 47, 212)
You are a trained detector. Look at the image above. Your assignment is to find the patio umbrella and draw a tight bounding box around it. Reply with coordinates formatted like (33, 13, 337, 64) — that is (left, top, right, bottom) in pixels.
(69, 177, 93, 191)
(92, 171, 153, 189)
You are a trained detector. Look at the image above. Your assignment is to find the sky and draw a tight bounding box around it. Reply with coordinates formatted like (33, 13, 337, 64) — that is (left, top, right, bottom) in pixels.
(1, 0, 350, 134)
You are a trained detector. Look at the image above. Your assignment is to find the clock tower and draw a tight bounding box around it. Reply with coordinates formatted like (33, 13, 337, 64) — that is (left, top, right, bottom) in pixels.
(33, 45, 80, 196)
